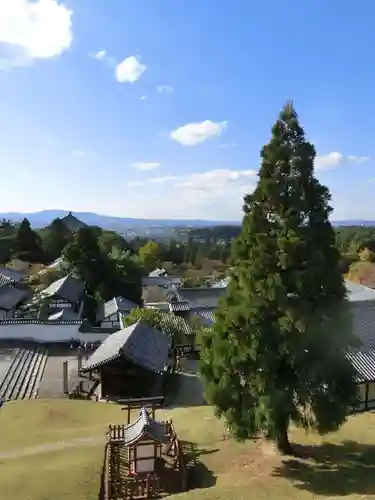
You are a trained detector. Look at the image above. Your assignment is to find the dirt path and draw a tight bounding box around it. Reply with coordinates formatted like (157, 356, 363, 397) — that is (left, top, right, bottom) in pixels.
(0, 435, 104, 460)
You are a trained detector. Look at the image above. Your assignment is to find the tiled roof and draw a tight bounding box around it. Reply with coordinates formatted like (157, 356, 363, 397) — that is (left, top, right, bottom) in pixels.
(346, 302, 375, 382)
(142, 276, 181, 287)
(48, 309, 79, 321)
(178, 287, 226, 309)
(192, 309, 216, 327)
(80, 320, 169, 373)
(41, 275, 85, 304)
(148, 268, 169, 278)
(122, 407, 168, 446)
(0, 287, 30, 311)
(0, 268, 26, 287)
(96, 296, 139, 322)
(169, 301, 190, 313)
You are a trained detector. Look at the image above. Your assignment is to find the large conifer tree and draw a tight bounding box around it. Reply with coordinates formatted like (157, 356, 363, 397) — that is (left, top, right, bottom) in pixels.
(200, 103, 359, 455)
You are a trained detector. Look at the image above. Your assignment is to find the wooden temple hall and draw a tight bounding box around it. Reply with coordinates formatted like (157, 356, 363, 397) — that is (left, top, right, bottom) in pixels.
(104, 404, 187, 499)
(79, 320, 171, 400)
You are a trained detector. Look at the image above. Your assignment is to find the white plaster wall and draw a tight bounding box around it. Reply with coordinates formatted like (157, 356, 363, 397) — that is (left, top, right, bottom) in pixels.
(0, 323, 109, 344)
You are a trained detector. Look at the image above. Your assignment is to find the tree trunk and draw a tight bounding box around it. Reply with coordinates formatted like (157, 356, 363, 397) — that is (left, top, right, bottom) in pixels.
(276, 428, 294, 456)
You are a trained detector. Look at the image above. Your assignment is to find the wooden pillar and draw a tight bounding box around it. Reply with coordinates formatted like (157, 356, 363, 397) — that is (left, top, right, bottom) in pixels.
(77, 352, 82, 371)
(63, 361, 68, 394)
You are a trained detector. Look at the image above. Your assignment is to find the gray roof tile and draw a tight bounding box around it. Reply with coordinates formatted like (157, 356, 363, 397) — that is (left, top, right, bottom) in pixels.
(48, 309, 79, 321)
(41, 275, 85, 304)
(0, 268, 26, 287)
(178, 287, 226, 309)
(191, 309, 216, 327)
(0, 287, 30, 311)
(80, 320, 169, 373)
(96, 296, 139, 322)
(122, 407, 168, 445)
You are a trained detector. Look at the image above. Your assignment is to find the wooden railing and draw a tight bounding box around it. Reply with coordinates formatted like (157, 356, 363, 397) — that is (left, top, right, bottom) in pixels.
(109, 475, 161, 499)
(102, 442, 111, 500)
(166, 420, 188, 490)
(104, 418, 188, 498)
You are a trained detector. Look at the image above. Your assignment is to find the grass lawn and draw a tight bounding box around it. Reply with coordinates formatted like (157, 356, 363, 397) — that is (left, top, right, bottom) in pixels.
(1, 400, 375, 499)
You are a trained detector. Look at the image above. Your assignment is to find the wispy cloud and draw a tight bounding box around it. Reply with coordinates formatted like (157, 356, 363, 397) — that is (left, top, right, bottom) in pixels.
(132, 162, 161, 171)
(140, 95, 148, 101)
(0, 0, 73, 70)
(348, 155, 370, 164)
(156, 85, 174, 94)
(72, 149, 86, 157)
(115, 55, 146, 83)
(219, 142, 237, 149)
(170, 120, 228, 146)
(148, 175, 178, 184)
(93, 49, 107, 60)
(125, 168, 256, 219)
(315, 152, 370, 170)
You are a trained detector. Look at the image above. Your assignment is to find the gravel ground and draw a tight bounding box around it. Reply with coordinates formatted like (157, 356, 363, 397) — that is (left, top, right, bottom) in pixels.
(0, 348, 15, 382)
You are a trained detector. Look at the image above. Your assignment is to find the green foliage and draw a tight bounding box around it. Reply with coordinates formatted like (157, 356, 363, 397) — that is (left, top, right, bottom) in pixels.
(138, 240, 161, 271)
(63, 227, 142, 305)
(123, 308, 198, 345)
(98, 230, 132, 256)
(42, 218, 73, 261)
(13, 218, 45, 263)
(200, 103, 358, 454)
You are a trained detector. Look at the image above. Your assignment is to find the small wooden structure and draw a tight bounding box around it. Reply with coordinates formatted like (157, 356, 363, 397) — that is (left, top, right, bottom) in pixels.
(103, 403, 187, 499)
(79, 320, 170, 401)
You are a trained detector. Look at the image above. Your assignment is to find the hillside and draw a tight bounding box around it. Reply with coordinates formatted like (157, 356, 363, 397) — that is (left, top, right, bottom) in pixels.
(0, 210, 241, 232)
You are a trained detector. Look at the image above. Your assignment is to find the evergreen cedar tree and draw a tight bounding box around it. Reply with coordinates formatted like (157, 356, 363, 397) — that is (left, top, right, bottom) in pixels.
(13, 218, 45, 263)
(63, 227, 142, 304)
(199, 103, 359, 455)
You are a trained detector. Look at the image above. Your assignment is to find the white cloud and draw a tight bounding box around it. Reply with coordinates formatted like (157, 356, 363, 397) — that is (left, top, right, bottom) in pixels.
(127, 181, 144, 187)
(140, 95, 148, 100)
(132, 162, 160, 171)
(124, 167, 256, 219)
(93, 49, 107, 60)
(72, 149, 86, 157)
(315, 152, 344, 170)
(170, 120, 228, 146)
(219, 142, 237, 149)
(157, 85, 174, 94)
(0, 0, 73, 68)
(115, 55, 146, 83)
(148, 175, 178, 184)
(348, 155, 370, 164)
(315, 152, 370, 171)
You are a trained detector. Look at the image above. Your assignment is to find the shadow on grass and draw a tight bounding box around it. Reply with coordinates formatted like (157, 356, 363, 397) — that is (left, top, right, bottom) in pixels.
(165, 372, 207, 408)
(181, 440, 218, 489)
(273, 440, 375, 496)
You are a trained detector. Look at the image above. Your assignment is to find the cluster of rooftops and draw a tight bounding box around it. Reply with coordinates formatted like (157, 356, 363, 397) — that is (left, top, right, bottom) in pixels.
(1, 265, 375, 384)
(0, 266, 224, 326)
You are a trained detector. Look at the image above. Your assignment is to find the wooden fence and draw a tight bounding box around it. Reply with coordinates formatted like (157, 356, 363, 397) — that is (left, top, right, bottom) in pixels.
(165, 420, 188, 490)
(103, 419, 188, 499)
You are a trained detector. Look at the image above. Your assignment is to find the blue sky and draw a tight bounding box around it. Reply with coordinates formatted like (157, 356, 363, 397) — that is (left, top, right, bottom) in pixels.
(0, 0, 374, 220)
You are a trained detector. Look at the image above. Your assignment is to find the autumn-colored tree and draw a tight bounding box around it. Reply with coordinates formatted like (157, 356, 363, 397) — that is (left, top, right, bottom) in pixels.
(138, 241, 161, 272)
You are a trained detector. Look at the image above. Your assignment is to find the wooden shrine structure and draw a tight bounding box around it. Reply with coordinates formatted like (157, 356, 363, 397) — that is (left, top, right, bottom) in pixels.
(102, 399, 187, 499)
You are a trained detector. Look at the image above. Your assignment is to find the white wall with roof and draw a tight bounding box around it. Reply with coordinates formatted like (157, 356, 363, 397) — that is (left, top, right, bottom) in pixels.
(0, 323, 108, 343)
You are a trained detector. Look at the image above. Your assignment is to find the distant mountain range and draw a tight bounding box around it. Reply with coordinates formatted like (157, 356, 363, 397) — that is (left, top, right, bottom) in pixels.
(0, 210, 241, 232)
(0, 210, 374, 232)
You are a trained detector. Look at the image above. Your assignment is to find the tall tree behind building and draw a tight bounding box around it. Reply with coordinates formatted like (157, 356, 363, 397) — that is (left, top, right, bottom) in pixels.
(13, 218, 45, 263)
